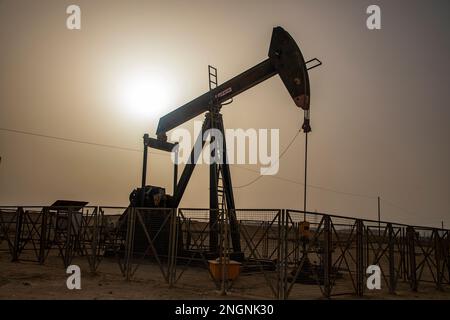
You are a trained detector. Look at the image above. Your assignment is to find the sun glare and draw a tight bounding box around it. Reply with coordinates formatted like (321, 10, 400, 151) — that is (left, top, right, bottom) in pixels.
(119, 71, 171, 119)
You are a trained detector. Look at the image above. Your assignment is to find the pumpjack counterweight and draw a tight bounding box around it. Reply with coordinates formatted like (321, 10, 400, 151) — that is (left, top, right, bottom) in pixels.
(156, 27, 311, 140)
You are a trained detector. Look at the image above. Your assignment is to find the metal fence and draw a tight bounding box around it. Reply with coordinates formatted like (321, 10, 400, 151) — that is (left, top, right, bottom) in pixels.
(1, 206, 449, 299)
(0, 206, 101, 271)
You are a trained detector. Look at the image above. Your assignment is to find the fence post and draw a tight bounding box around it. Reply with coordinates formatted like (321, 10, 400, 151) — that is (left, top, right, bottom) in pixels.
(282, 209, 288, 300)
(276, 209, 284, 299)
(323, 215, 332, 298)
(219, 208, 228, 296)
(406, 226, 418, 291)
(89, 206, 100, 273)
(124, 207, 136, 280)
(401, 227, 407, 281)
(388, 223, 396, 294)
(447, 231, 450, 285)
(12, 207, 24, 262)
(168, 208, 177, 288)
(356, 219, 364, 297)
(433, 229, 443, 291)
(39, 207, 48, 264)
(64, 208, 75, 268)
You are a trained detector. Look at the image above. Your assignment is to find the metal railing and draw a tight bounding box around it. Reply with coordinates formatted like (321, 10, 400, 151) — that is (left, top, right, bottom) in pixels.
(1, 206, 448, 299)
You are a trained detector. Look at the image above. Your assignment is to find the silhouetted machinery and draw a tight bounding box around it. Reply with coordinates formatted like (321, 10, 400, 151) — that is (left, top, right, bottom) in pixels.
(125, 186, 181, 255)
(121, 26, 320, 261)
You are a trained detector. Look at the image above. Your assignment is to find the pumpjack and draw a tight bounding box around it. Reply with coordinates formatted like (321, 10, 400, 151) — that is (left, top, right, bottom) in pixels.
(124, 26, 319, 260)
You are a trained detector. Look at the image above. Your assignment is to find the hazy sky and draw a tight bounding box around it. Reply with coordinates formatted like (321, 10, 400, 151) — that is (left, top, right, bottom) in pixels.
(0, 0, 449, 227)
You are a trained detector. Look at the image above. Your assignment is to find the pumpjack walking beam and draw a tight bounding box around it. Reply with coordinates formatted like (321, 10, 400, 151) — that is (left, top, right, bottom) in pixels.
(155, 26, 316, 254)
(156, 27, 311, 140)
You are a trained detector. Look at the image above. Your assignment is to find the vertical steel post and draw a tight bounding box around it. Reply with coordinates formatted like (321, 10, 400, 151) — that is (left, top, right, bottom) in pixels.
(447, 231, 450, 285)
(219, 208, 226, 296)
(284, 210, 289, 300)
(356, 219, 364, 297)
(217, 116, 241, 253)
(263, 221, 269, 258)
(90, 207, 99, 273)
(125, 208, 136, 280)
(446, 231, 450, 285)
(174, 209, 180, 285)
(276, 209, 286, 300)
(12, 207, 24, 261)
(388, 223, 396, 294)
(276, 211, 282, 299)
(208, 115, 219, 253)
(141, 134, 149, 206)
(278, 209, 287, 300)
(39, 207, 48, 264)
(434, 229, 443, 291)
(323, 215, 332, 298)
(294, 222, 298, 262)
(303, 133, 308, 222)
(65, 208, 73, 268)
(224, 209, 230, 294)
(407, 226, 418, 291)
(173, 144, 178, 196)
(401, 227, 407, 281)
(366, 225, 370, 271)
(168, 208, 177, 288)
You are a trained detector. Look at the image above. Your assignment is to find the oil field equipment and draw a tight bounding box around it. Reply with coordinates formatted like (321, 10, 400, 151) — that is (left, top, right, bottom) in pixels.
(299, 221, 312, 240)
(122, 26, 321, 261)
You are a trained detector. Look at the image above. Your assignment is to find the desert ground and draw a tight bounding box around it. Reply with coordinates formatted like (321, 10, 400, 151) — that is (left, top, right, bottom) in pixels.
(1, 253, 449, 300)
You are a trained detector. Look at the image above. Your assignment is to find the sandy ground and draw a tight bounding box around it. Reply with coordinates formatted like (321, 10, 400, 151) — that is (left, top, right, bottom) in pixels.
(1, 253, 449, 300)
(0, 254, 238, 300)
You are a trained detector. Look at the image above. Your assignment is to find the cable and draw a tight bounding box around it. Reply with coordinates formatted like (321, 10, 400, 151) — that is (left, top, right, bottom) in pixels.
(234, 164, 377, 197)
(381, 199, 423, 218)
(0, 127, 168, 157)
(1, 126, 436, 219)
(233, 129, 301, 188)
(234, 164, 428, 220)
(0, 126, 378, 199)
(232, 131, 377, 200)
(303, 132, 308, 220)
(233, 163, 380, 200)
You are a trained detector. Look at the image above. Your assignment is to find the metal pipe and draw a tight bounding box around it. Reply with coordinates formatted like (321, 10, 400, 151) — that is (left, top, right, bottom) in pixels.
(141, 134, 149, 206)
(388, 223, 396, 294)
(173, 144, 178, 197)
(323, 215, 332, 298)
